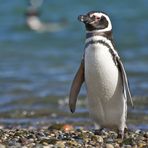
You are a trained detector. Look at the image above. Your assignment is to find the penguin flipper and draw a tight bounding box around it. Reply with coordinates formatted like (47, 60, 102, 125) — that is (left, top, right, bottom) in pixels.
(116, 57, 134, 107)
(69, 59, 85, 113)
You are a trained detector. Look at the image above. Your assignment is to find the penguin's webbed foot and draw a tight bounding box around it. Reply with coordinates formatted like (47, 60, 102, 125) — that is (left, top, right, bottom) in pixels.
(117, 130, 124, 139)
(94, 128, 105, 135)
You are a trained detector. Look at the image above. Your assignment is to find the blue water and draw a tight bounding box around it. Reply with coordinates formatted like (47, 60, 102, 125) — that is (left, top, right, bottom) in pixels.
(0, 0, 148, 129)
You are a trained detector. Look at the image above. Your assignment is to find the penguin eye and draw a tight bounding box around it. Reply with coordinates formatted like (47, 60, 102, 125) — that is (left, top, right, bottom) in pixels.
(95, 16, 100, 20)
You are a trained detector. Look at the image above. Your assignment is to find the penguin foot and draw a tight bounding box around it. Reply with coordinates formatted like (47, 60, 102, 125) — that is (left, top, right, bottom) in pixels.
(124, 126, 128, 133)
(94, 128, 104, 135)
(117, 130, 124, 139)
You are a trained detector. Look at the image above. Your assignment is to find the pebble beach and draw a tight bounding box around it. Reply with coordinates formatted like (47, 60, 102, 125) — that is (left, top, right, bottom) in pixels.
(0, 124, 147, 148)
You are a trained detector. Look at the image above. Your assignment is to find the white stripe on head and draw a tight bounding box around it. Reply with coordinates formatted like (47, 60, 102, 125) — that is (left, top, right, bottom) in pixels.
(87, 12, 112, 33)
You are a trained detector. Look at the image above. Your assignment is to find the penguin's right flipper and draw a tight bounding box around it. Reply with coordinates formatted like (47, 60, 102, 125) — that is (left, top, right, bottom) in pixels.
(116, 57, 134, 108)
(69, 59, 85, 113)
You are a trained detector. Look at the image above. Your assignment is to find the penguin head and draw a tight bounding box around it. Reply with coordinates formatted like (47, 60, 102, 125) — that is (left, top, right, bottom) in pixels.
(78, 11, 112, 32)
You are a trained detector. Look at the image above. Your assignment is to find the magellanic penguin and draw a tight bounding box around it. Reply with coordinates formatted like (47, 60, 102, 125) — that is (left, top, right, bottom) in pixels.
(69, 11, 134, 138)
(26, 7, 67, 32)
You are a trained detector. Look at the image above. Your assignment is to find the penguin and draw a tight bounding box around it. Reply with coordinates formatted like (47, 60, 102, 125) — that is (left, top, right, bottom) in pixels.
(69, 11, 134, 138)
(26, 7, 67, 32)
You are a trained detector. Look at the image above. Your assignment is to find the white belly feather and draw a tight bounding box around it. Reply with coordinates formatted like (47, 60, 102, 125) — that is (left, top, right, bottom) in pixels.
(85, 43, 126, 129)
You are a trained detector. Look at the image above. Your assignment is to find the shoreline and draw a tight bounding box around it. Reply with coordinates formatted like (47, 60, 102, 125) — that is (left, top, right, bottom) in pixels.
(0, 124, 147, 148)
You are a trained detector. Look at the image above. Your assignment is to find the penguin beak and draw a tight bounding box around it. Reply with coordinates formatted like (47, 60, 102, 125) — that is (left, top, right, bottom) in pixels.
(78, 15, 87, 22)
(78, 15, 92, 24)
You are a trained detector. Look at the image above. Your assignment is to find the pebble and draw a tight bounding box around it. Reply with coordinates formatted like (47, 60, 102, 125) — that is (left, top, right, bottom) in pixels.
(55, 141, 65, 148)
(106, 143, 114, 148)
(122, 145, 132, 148)
(0, 144, 6, 148)
(96, 135, 104, 143)
(0, 124, 147, 148)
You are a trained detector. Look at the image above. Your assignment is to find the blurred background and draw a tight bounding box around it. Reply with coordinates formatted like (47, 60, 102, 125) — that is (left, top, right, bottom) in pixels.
(0, 0, 147, 130)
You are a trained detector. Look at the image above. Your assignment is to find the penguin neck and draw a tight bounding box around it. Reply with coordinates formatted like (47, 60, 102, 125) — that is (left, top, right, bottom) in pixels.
(85, 30, 116, 50)
(86, 30, 113, 41)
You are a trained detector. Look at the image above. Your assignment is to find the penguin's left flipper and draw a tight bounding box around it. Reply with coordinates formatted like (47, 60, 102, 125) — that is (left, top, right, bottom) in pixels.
(115, 57, 134, 108)
(69, 59, 85, 113)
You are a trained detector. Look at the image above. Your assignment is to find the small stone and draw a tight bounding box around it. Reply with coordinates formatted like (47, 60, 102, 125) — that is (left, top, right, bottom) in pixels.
(123, 145, 132, 148)
(28, 138, 34, 143)
(135, 130, 141, 134)
(114, 143, 120, 148)
(0, 144, 6, 148)
(106, 143, 114, 148)
(55, 141, 65, 148)
(106, 138, 114, 143)
(40, 138, 57, 145)
(96, 135, 104, 143)
(43, 145, 54, 148)
(132, 145, 138, 148)
(42, 142, 48, 146)
(37, 132, 45, 137)
(138, 143, 147, 148)
(62, 124, 74, 132)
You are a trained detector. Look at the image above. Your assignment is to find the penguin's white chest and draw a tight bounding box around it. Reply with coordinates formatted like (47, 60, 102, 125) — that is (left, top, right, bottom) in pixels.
(85, 43, 125, 127)
(85, 43, 119, 97)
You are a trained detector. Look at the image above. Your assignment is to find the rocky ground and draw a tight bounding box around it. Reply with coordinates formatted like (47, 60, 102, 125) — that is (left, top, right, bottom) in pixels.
(0, 124, 147, 148)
